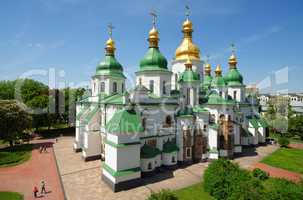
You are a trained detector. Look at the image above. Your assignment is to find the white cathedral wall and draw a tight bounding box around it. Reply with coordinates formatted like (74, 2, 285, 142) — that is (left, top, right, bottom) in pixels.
(171, 59, 204, 90)
(136, 72, 171, 97)
(208, 128, 218, 151)
(116, 145, 140, 171)
(257, 127, 266, 143)
(162, 152, 178, 166)
(82, 131, 101, 158)
(227, 87, 245, 102)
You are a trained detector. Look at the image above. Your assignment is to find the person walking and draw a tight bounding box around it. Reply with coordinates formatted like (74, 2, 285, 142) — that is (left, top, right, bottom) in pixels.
(40, 180, 46, 194)
(33, 186, 38, 198)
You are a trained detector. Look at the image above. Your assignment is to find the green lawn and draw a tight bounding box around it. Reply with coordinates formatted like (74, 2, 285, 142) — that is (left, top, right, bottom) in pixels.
(0, 144, 33, 167)
(0, 192, 23, 200)
(173, 183, 213, 200)
(261, 147, 303, 174)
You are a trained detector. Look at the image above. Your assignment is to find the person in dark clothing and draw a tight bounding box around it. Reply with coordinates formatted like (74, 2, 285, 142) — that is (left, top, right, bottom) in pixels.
(40, 180, 46, 194)
(33, 186, 38, 198)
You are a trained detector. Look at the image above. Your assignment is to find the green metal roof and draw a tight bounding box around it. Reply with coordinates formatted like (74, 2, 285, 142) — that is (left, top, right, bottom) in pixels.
(249, 118, 259, 129)
(203, 75, 213, 87)
(178, 68, 200, 83)
(76, 105, 89, 120)
(82, 105, 99, 124)
(211, 75, 226, 88)
(193, 105, 208, 113)
(95, 69, 125, 78)
(139, 47, 168, 71)
(206, 91, 236, 105)
(105, 108, 144, 134)
(258, 118, 268, 128)
(102, 93, 124, 105)
(96, 55, 123, 71)
(224, 68, 243, 86)
(140, 144, 161, 159)
(177, 106, 194, 116)
(162, 140, 179, 153)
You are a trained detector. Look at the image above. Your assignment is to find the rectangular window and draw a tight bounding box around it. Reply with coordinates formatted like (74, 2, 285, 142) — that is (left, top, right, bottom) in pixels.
(149, 80, 154, 93)
(187, 88, 190, 104)
(162, 81, 166, 95)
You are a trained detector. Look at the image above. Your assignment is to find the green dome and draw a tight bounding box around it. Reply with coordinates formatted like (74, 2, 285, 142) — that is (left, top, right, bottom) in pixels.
(139, 48, 168, 71)
(211, 75, 226, 88)
(96, 55, 125, 78)
(224, 68, 243, 86)
(206, 91, 235, 105)
(96, 55, 123, 71)
(178, 69, 200, 83)
(203, 75, 213, 87)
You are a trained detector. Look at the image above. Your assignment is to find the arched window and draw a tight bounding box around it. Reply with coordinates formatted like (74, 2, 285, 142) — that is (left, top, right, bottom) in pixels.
(93, 82, 96, 93)
(233, 91, 237, 100)
(148, 162, 152, 170)
(219, 91, 222, 97)
(100, 82, 105, 92)
(139, 78, 142, 85)
(165, 115, 172, 127)
(121, 83, 124, 93)
(172, 156, 175, 163)
(113, 82, 117, 93)
(175, 74, 178, 89)
(162, 81, 166, 95)
(149, 80, 154, 93)
(186, 148, 191, 158)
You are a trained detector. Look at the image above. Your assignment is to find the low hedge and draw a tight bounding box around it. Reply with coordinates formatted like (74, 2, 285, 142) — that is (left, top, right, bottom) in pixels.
(147, 190, 178, 200)
(203, 159, 303, 200)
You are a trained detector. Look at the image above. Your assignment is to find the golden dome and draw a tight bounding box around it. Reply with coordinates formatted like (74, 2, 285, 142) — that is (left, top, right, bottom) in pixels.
(175, 19, 200, 61)
(183, 19, 193, 32)
(148, 27, 159, 48)
(204, 63, 211, 75)
(228, 53, 237, 67)
(184, 58, 193, 69)
(215, 64, 222, 76)
(105, 38, 115, 55)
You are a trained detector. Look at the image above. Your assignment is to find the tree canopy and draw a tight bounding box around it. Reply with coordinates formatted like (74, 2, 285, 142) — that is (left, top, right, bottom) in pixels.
(0, 100, 32, 146)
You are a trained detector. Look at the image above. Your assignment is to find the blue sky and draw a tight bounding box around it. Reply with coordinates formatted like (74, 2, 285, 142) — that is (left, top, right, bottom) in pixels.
(0, 0, 302, 92)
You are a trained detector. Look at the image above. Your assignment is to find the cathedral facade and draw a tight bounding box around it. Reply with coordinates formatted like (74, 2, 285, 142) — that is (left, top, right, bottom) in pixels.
(73, 14, 268, 192)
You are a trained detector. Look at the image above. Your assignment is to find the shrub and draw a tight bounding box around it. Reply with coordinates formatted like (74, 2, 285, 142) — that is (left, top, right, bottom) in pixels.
(203, 159, 264, 200)
(278, 137, 289, 147)
(147, 190, 178, 200)
(252, 168, 269, 180)
(264, 178, 303, 200)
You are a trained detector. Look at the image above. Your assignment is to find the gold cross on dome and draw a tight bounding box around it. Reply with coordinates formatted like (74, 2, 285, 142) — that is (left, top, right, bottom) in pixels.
(108, 23, 114, 38)
(231, 43, 236, 54)
(206, 54, 210, 63)
(185, 5, 190, 19)
(150, 9, 157, 27)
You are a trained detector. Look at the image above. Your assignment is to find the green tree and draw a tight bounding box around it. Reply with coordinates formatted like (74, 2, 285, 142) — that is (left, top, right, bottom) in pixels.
(0, 80, 15, 100)
(0, 100, 32, 146)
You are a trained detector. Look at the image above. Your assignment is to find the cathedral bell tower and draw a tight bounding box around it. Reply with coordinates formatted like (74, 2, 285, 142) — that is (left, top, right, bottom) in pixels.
(171, 5, 203, 90)
(93, 24, 126, 97)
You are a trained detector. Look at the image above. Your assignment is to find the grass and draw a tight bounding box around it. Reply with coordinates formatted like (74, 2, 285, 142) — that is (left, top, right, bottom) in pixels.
(0, 144, 33, 167)
(261, 147, 303, 174)
(173, 183, 213, 200)
(0, 192, 23, 200)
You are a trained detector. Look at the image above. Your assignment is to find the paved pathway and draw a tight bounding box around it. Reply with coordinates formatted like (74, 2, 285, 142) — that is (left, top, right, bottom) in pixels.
(289, 143, 303, 149)
(0, 139, 65, 200)
(233, 144, 279, 169)
(252, 162, 302, 182)
(54, 136, 208, 200)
